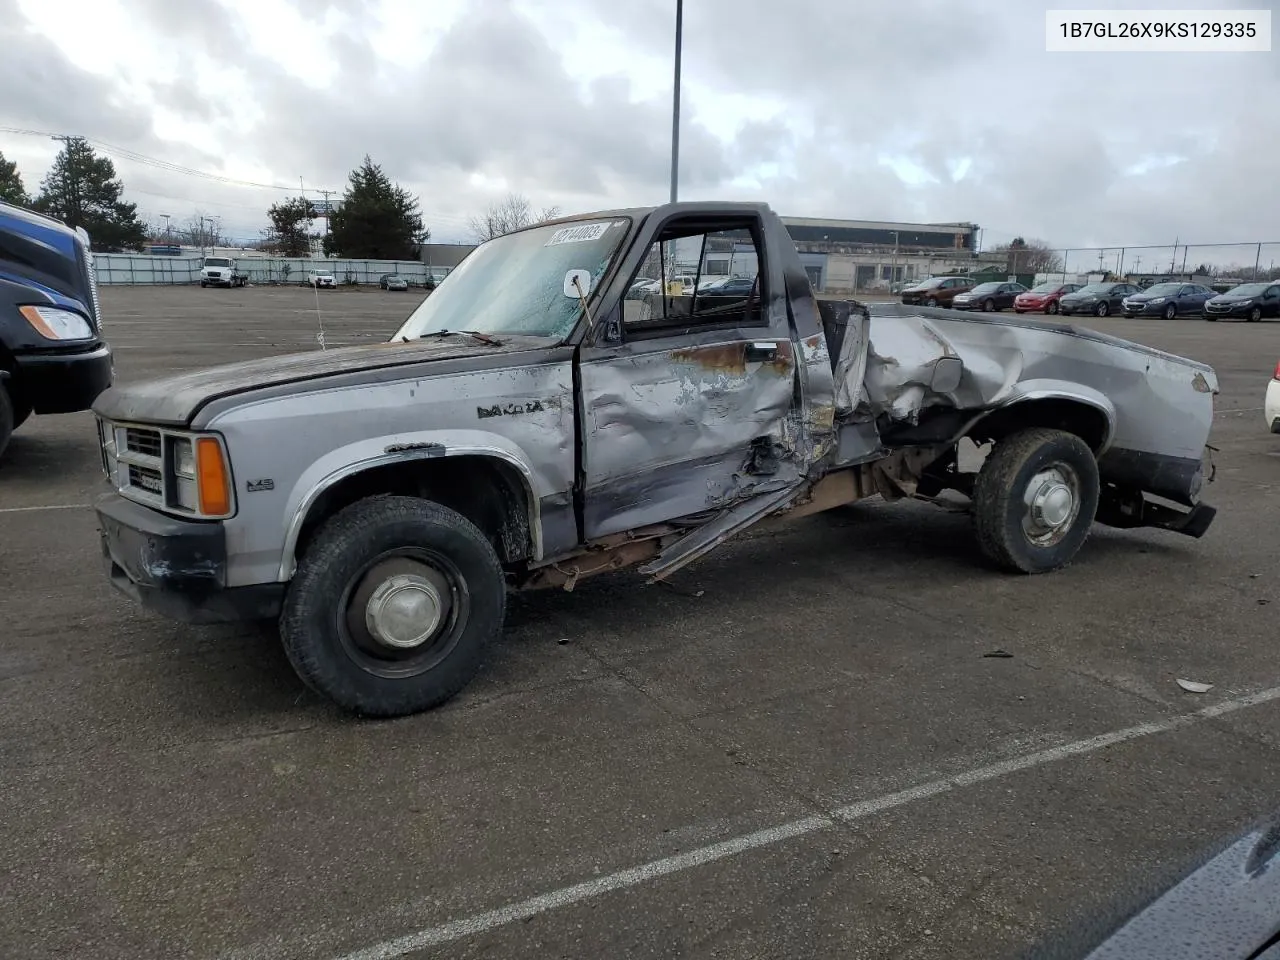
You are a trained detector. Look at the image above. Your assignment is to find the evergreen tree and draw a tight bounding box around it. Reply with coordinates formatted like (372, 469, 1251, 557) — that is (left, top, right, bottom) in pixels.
(324, 156, 427, 259)
(34, 137, 146, 251)
(266, 197, 316, 257)
(0, 151, 29, 206)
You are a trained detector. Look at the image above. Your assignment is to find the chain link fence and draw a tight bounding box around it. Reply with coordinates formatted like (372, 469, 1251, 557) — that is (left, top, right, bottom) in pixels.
(93, 254, 454, 287)
(1051, 242, 1280, 286)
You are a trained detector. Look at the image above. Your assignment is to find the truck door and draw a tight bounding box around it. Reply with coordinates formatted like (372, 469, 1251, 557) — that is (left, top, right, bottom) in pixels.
(577, 216, 803, 539)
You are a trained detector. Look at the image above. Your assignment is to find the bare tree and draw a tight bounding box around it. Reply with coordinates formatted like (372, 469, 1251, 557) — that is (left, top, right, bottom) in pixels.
(467, 192, 561, 243)
(994, 237, 1063, 274)
(175, 212, 225, 248)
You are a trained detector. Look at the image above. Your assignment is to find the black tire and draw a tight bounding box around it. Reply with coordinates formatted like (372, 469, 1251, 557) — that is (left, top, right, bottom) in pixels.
(0, 383, 13, 461)
(1205, 314, 1217, 321)
(280, 495, 507, 717)
(1095, 301, 1109, 317)
(1249, 306, 1262, 322)
(926, 297, 939, 307)
(199, 280, 207, 288)
(982, 298, 995, 312)
(972, 428, 1101, 574)
(1047, 301, 1059, 315)
(1163, 303, 1177, 320)
(10, 391, 31, 429)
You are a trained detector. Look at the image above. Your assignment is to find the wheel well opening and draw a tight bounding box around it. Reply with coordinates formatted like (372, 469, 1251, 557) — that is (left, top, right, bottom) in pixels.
(294, 455, 533, 567)
(968, 398, 1110, 453)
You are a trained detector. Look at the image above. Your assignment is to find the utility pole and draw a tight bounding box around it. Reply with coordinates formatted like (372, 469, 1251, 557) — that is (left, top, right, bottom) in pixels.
(1133, 255, 1142, 275)
(669, 0, 683, 204)
(319, 188, 334, 240)
(892, 231, 899, 289)
(160, 213, 171, 245)
(1169, 238, 1178, 274)
(200, 215, 216, 256)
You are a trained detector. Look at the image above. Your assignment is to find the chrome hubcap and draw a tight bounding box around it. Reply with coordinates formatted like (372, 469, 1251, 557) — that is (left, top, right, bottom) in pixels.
(1022, 465, 1080, 545)
(365, 574, 444, 648)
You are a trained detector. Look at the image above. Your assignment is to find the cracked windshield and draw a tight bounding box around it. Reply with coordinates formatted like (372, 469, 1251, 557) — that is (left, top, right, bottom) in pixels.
(3, 2, 1279, 960)
(394, 218, 629, 341)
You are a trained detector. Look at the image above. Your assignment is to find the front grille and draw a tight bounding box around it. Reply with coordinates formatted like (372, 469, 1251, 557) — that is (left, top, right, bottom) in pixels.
(124, 427, 162, 457)
(128, 463, 163, 495)
(79, 243, 103, 330)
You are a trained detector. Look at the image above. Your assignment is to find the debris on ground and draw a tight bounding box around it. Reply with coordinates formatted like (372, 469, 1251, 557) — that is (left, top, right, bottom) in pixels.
(984, 650, 1014, 659)
(1176, 679, 1213, 693)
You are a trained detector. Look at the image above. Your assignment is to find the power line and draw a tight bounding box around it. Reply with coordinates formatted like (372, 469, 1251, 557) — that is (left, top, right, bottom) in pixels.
(0, 125, 335, 192)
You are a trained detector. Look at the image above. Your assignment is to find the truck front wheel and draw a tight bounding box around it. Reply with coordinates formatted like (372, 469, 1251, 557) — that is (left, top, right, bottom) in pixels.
(971, 428, 1100, 574)
(280, 495, 506, 717)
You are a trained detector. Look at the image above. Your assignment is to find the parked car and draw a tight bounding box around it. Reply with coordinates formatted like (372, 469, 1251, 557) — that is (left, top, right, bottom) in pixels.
(306, 269, 336, 289)
(627, 278, 661, 298)
(379, 274, 409, 291)
(900, 276, 974, 307)
(1013, 282, 1082, 315)
(1203, 281, 1280, 322)
(1122, 282, 1216, 319)
(91, 200, 1219, 717)
(699, 276, 757, 297)
(1267, 359, 1280, 434)
(1052, 810, 1280, 960)
(951, 281, 1027, 312)
(1058, 282, 1142, 317)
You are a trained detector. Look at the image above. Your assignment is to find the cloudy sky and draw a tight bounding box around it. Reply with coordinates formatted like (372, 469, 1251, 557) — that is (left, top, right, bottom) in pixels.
(1, 0, 1276, 261)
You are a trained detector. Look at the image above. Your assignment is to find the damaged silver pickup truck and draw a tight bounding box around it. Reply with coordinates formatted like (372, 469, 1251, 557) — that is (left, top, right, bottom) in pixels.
(92, 202, 1219, 716)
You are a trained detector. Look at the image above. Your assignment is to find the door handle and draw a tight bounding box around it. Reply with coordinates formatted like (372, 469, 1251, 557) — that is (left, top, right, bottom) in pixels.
(745, 341, 778, 363)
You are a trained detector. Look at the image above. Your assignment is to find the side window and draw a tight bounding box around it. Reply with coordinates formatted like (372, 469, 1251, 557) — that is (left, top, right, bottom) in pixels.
(621, 223, 764, 332)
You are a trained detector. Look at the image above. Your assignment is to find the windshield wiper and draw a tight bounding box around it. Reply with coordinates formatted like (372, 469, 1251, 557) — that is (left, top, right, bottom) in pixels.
(416, 329, 507, 346)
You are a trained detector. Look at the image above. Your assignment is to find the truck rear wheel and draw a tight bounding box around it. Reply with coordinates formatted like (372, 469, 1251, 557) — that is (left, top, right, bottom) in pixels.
(280, 495, 506, 717)
(971, 428, 1100, 574)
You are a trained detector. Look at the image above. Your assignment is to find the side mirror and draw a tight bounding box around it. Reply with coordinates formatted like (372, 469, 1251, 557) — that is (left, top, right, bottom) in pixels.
(564, 269, 592, 299)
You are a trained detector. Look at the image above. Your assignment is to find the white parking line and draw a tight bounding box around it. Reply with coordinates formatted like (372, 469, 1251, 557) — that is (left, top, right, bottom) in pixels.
(325, 684, 1280, 960)
(0, 503, 90, 515)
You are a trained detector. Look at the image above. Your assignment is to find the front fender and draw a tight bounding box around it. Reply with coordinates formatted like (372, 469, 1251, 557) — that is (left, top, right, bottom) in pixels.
(277, 429, 551, 580)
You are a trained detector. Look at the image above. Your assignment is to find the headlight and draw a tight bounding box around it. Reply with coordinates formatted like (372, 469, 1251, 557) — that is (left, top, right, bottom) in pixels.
(18, 305, 93, 340)
(1239, 299, 1254, 306)
(1149, 297, 1166, 304)
(173, 438, 195, 478)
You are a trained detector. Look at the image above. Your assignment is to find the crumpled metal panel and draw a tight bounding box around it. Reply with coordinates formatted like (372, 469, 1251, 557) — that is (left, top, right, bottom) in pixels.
(579, 336, 801, 537)
(582, 338, 797, 482)
(852, 305, 1218, 460)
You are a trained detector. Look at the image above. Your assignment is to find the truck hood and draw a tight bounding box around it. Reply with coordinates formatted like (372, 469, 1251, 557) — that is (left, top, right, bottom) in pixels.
(92, 334, 560, 427)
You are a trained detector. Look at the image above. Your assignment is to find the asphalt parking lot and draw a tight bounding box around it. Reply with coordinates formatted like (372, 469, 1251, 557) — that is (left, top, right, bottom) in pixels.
(3, 285, 1280, 960)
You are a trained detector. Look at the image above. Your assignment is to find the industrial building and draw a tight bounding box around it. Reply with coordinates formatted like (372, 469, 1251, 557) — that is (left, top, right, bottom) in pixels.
(701, 216, 994, 294)
(413, 217, 996, 296)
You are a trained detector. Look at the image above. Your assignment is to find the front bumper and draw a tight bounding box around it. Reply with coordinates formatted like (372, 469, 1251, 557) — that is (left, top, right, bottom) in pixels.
(13, 343, 113, 414)
(1205, 303, 1254, 318)
(96, 491, 283, 624)
(1122, 302, 1165, 316)
(1265, 379, 1280, 434)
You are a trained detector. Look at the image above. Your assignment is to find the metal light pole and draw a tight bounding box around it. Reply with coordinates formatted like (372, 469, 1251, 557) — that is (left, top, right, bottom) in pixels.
(669, 0, 683, 204)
